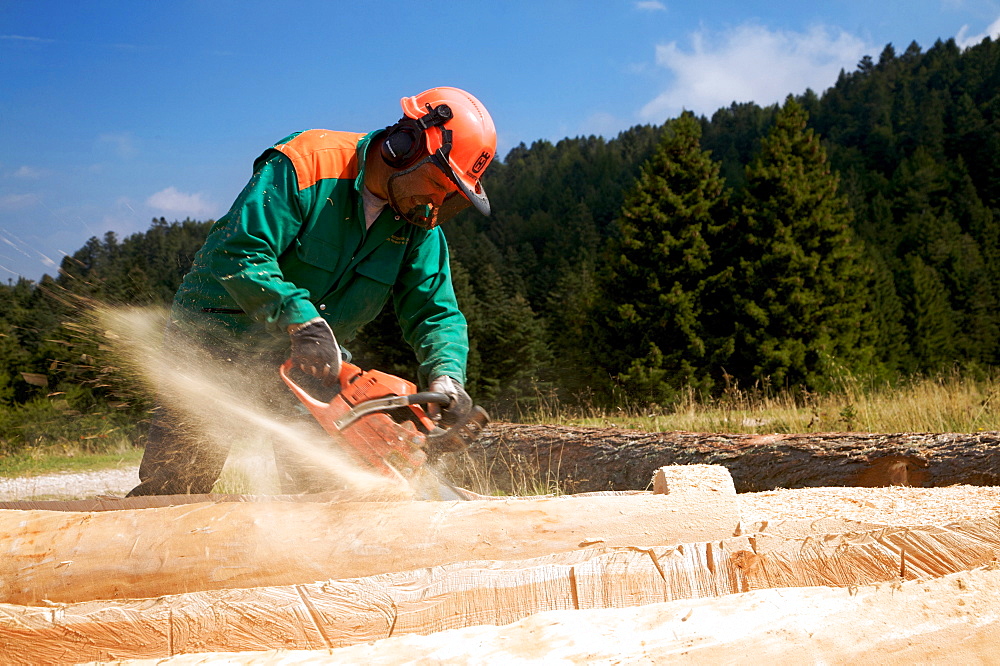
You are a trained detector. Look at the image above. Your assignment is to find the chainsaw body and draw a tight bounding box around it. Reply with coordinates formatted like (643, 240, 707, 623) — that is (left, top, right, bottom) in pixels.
(279, 359, 487, 486)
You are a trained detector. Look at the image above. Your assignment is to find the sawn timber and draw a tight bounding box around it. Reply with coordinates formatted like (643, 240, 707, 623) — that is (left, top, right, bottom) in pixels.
(453, 424, 1000, 493)
(5, 515, 1000, 663)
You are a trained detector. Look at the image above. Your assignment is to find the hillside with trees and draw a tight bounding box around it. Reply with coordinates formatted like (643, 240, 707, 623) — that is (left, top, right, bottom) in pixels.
(3, 35, 1000, 440)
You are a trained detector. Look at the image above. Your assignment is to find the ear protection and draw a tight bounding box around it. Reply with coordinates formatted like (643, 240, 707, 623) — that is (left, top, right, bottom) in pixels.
(379, 119, 424, 169)
(379, 104, 454, 170)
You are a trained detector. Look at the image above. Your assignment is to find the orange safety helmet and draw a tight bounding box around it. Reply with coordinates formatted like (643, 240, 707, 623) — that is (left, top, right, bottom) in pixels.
(393, 86, 497, 216)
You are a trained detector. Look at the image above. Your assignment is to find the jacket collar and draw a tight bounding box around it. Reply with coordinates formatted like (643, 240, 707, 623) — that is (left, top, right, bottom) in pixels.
(353, 130, 385, 195)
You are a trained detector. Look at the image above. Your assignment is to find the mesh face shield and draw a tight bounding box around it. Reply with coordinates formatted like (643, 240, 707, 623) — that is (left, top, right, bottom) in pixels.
(386, 155, 472, 230)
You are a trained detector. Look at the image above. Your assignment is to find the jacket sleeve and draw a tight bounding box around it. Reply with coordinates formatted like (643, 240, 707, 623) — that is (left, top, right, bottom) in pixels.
(205, 152, 320, 331)
(392, 228, 469, 386)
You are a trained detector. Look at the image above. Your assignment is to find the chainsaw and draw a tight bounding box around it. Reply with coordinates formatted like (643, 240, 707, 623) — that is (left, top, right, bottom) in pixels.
(279, 359, 488, 500)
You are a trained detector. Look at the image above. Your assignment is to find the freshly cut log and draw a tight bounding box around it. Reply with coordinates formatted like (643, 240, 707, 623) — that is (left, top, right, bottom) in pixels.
(456, 423, 1000, 493)
(3, 515, 1000, 664)
(113, 567, 1000, 666)
(0, 467, 739, 606)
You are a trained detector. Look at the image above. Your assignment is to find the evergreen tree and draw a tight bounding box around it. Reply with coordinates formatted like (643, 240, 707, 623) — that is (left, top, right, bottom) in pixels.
(900, 255, 958, 372)
(888, 149, 1000, 367)
(864, 247, 911, 375)
(465, 262, 552, 404)
(726, 96, 875, 390)
(595, 112, 730, 402)
(0, 320, 27, 405)
(541, 203, 602, 397)
(700, 102, 778, 189)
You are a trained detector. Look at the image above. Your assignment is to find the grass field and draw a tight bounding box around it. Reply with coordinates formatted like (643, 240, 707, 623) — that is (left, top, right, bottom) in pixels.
(2, 370, 999, 478)
(519, 369, 1000, 434)
(0, 443, 143, 478)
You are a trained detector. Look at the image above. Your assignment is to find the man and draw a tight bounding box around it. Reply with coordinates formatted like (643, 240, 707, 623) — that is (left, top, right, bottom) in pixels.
(128, 86, 496, 496)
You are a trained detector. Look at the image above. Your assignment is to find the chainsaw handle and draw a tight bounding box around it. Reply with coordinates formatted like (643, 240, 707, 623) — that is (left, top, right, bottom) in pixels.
(278, 359, 328, 410)
(281, 361, 449, 407)
(332, 392, 448, 432)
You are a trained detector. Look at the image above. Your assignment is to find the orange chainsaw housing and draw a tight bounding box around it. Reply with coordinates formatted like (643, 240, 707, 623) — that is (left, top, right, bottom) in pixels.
(279, 359, 437, 482)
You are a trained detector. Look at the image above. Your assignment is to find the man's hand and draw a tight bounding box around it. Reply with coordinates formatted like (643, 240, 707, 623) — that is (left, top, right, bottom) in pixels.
(288, 318, 341, 385)
(429, 375, 472, 426)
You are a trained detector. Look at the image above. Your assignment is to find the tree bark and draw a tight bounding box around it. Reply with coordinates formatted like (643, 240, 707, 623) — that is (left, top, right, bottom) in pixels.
(450, 424, 1000, 494)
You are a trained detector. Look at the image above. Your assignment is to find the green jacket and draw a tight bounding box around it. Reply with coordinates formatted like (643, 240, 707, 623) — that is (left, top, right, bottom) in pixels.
(172, 129, 468, 385)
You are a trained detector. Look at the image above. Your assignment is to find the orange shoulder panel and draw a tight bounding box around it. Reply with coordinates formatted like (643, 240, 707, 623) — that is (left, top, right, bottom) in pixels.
(274, 130, 365, 191)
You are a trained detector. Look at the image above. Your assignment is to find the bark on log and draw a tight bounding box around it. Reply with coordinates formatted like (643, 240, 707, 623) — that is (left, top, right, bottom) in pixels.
(0, 478, 739, 606)
(451, 424, 1000, 494)
(4, 515, 1000, 664)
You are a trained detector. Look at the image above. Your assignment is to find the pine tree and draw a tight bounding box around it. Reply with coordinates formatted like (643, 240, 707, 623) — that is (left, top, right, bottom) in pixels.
(727, 96, 875, 390)
(888, 149, 1000, 368)
(900, 255, 958, 372)
(543, 203, 602, 397)
(467, 263, 552, 403)
(594, 113, 730, 402)
(865, 247, 910, 375)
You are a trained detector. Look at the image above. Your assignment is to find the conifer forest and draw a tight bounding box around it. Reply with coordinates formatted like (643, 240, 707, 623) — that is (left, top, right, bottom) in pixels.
(4, 37, 1000, 429)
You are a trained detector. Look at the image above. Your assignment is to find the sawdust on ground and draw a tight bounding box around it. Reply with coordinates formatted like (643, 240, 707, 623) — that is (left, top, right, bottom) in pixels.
(738, 484, 1000, 525)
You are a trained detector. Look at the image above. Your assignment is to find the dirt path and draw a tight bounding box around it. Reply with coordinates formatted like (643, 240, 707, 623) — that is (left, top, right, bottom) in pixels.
(0, 466, 140, 501)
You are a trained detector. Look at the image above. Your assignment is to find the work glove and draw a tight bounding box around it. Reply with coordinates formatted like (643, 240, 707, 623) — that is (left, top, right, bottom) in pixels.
(288, 318, 341, 386)
(429, 375, 472, 427)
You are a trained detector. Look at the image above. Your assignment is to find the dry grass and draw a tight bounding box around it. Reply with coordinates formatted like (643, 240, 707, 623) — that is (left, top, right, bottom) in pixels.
(517, 370, 1000, 434)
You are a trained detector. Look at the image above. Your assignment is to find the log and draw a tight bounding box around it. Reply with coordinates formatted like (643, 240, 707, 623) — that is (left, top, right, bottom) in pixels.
(4, 515, 1000, 663)
(453, 423, 1000, 493)
(0, 467, 739, 606)
(119, 567, 1000, 665)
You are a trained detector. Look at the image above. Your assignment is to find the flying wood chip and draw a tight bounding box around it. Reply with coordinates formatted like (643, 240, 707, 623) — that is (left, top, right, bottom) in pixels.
(19, 373, 47, 387)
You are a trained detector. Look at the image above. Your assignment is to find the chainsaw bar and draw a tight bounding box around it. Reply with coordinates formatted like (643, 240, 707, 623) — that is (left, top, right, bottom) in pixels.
(408, 465, 468, 501)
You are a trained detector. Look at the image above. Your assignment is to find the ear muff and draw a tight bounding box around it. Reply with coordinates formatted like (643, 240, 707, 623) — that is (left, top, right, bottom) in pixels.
(379, 120, 424, 169)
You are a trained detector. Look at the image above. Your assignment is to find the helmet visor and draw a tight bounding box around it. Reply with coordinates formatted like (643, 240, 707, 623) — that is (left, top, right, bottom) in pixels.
(386, 156, 471, 229)
(449, 160, 491, 217)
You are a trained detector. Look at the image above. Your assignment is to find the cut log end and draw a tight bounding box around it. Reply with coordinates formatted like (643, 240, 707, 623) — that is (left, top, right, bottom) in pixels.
(651, 464, 736, 496)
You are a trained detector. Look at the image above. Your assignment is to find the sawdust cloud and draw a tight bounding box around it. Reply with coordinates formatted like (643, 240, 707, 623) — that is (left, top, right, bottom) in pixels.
(97, 305, 412, 499)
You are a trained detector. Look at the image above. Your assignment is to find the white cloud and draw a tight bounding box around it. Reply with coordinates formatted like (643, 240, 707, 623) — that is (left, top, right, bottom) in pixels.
(956, 16, 1000, 48)
(10, 166, 43, 179)
(0, 193, 39, 210)
(0, 34, 54, 43)
(146, 187, 215, 218)
(579, 111, 627, 138)
(635, 1, 666, 11)
(97, 132, 137, 159)
(640, 23, 871, 122)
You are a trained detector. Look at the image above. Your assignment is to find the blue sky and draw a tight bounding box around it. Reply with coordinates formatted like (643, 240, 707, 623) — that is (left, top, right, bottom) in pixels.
(2, 0, 1000, 282)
